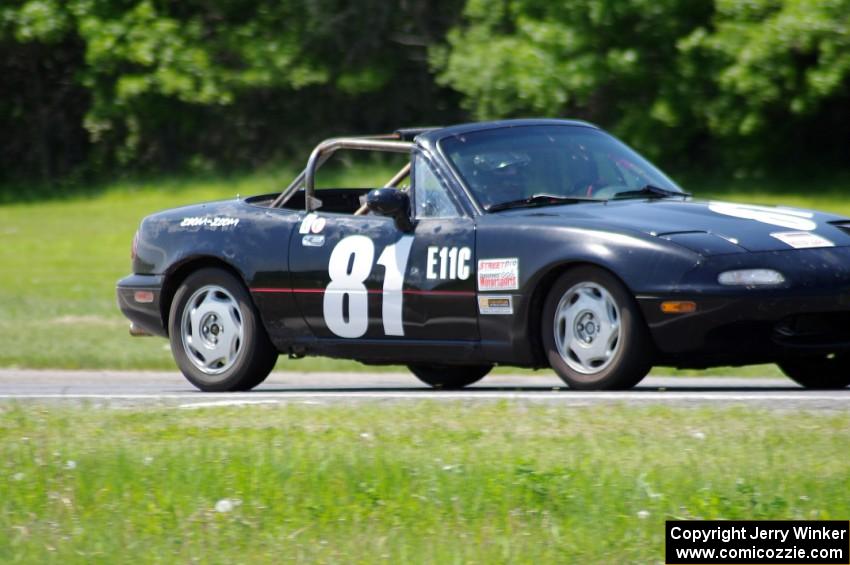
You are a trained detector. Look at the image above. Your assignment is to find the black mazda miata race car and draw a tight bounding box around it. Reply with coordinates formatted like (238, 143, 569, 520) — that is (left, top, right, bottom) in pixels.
(117, 119, 850, 391)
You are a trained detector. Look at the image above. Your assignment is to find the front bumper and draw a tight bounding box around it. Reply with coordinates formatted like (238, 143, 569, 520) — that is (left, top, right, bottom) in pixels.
(638, 290, 850, 367)
(116, 274, 167, 337)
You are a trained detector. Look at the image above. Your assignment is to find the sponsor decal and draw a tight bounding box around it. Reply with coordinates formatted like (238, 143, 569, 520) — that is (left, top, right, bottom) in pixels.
(310, 217, 326, 234)
(299, 213, 318, 234)
(301, 234, 325, 247)
(477, 258, 519, 291)
(478, 294, 513, 315)
(180, 216, 240, 228)
(770, 231, 834, 249)
(708, 202, 816, 231)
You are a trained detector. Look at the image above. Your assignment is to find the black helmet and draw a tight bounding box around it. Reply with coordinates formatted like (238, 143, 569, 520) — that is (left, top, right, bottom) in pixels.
(468, 151, 532, 206)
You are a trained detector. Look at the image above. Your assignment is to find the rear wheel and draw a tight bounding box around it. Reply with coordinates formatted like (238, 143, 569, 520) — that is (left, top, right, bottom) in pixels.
(541, 267, 653, 390)
(169, 268, 278, 391)
(408, 364, 492, 389)
(778, 355, 850, 389)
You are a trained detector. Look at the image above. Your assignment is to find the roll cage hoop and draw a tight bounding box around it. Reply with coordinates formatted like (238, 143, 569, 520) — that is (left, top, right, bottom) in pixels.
(270, 128, 437, 211)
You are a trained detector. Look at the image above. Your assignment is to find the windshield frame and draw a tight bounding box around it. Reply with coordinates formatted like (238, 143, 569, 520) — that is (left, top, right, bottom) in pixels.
(435, 124, 684, 214)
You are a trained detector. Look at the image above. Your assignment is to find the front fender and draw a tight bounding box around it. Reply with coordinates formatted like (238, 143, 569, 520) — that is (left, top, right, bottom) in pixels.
(474, 217, 701, 365)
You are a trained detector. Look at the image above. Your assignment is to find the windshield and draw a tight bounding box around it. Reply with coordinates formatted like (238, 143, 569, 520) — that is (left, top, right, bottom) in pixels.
(439, 125, 683, 210)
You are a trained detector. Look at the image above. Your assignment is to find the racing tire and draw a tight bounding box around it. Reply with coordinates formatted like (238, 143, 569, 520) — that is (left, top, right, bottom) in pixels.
(778, 355, 850, 389)
(408, 364, 492, 389)
(168, 268, 278, 392)
(542, 266, 653, 390)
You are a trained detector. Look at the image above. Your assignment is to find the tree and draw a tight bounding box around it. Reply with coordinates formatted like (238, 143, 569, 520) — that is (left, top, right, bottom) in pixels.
(431, 0, 713, 166)
(432, 0, 850, 171)
(0, 0, 464, 182)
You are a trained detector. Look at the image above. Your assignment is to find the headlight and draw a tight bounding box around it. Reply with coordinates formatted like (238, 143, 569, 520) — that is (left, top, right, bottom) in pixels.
(718, 269, 785, 286)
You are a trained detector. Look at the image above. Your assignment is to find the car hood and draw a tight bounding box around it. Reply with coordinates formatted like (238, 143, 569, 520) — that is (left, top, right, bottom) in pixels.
(502, 198, 850, 254)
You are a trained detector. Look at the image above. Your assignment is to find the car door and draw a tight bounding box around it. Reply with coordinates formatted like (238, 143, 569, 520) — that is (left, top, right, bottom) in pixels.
(287, 153, 478, 351)
(403, 151, 478, 341)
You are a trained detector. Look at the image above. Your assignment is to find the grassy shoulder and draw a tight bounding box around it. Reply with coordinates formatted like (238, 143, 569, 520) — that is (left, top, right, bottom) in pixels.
(1, 168, 848, 374)
(1, 402, 848, 563)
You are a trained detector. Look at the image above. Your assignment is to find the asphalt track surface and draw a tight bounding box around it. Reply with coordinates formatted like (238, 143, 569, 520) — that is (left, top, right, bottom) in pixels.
(1, 369, 849, 409)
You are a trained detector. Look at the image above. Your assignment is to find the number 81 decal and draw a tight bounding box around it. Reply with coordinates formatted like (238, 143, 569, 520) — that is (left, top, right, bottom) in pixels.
(323, 235, 414, 338)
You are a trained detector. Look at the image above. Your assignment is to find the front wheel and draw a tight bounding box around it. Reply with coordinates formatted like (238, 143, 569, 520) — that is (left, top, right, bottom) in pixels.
(541, 267, 653, 390)
(778, 355, 850, 389)
(408, 364, 492, 389)
(169, 268, 278, 391)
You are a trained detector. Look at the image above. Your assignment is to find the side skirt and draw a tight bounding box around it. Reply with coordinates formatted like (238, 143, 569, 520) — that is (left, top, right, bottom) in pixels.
(281, 338, 485, 365)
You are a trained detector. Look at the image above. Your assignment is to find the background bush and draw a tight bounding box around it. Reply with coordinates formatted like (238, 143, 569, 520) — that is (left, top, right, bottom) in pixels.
(1, 0, 849, 185)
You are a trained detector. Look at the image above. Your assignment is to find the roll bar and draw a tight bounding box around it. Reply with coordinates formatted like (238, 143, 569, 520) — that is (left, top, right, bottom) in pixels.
(270, 137, 414, 210)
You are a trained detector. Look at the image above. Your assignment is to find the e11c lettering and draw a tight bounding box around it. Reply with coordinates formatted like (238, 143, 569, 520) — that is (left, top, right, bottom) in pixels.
(426, 246, 471, 280)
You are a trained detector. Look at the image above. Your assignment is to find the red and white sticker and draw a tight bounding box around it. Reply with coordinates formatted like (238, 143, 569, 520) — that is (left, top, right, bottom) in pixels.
(770, 231, 834, 249)
(477, 258, 519, 291)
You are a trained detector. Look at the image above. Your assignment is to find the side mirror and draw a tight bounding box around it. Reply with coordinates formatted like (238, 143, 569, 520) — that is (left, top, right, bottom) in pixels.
(366, 188, 414, 232)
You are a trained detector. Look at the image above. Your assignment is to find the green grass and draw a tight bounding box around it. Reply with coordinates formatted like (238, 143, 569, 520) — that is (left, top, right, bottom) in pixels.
(0, 402, 848, 563)
(1, 167, 849, 373)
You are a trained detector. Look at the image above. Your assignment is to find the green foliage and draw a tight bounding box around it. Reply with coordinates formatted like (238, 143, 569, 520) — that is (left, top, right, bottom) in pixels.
(679, 0, 850, 136)
(432, 0, 713, 163)
(0, 0, 463, 181)
(1, 0, 849, 182)
(433, 0, 850, 170)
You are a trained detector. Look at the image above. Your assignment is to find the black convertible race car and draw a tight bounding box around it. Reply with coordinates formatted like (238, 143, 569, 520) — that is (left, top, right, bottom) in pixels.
(118, 119, 850, 391)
